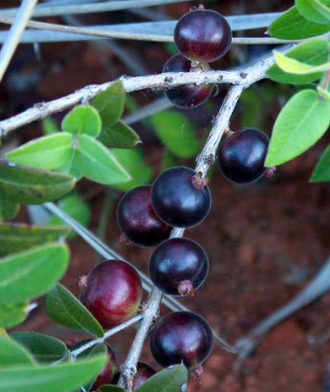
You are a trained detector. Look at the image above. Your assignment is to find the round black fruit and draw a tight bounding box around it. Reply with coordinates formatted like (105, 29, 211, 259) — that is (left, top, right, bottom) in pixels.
(149, 237, 209, 296)
(151, 166, 211, 228)
(174, 9, 232, 63)
(150, 311, 213, 370)
(117, 185, 171, 247)
(163, 54, 213, 109)
(217, 128, 269, 184)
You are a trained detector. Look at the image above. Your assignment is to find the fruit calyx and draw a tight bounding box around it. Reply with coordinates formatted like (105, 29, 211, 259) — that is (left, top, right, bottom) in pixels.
(178, 280, 195, 297)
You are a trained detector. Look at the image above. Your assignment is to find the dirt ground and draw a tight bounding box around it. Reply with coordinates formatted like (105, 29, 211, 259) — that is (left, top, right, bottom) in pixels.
(3, 0, 330, 391)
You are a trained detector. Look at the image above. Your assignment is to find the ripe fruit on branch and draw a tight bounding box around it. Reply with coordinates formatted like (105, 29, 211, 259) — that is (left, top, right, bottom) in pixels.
(217, 128, 269, 184)
(151, 166, 211, 228)
(174, 9, 232, 63)
(150, 311, 213, 371)
(133, 362, 157, 390)
(149, 238, 209, 296)
(80, 260, 143, 328)
(70, 340, 117, 390)
(163, 54, 213, 109)
(117, 185, 171, 247)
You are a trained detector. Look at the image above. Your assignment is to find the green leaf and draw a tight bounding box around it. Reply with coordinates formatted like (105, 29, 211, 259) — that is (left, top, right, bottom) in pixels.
(0, 160, 75, 205)
(0, 355, 107, 392)
(151, 110, 200, 158)
(268, 39, 329, 84)
(75, 134, 131, 185)
(296, 0, 330, 24)
(135, 365, 188, 392)
(47, 193, 91, 240)
(62, 105, 102, 137)
(56, 150, 83, 180)
(310, 143, 330, 181)
(6, 133, 74, 170)
(110, 148, 153, 192)
(46, 284, 104, 338)
(0, 303, 28, 329)
(0, 199, 20, 220)
(99, 120, 140, 149)
(0, 243, 70, 304)
(269, 6, 330, 39)
(42, 117, 60, 135)
(265, 89, 330, 166)
(162, 149, 179, 171)
(98, 387, 125, 392)
(0, 222, 70, 257)
(0, 336, 36, 367)
(91, 81, 125, 129)
(274, 50, 330, 75)
(10, 332, 68, 364)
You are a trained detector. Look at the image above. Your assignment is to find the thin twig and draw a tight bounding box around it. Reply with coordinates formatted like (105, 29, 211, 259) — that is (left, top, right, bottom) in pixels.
(1, 0, 192, 18)
(0, 0, 39, 84)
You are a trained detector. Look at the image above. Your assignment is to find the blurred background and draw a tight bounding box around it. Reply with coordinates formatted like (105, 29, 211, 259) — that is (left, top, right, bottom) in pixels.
(2, 0, 330, 391)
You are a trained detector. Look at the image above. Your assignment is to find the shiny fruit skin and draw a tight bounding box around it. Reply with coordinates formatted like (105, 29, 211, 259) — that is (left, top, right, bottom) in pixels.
(133, 362, 157, 390)
(217, 128, 269, 184)
(163, 54, 213, 109)
(70, 340, 117, 390)
(149, 238, 209, 296)
(117, 185, 171, 247)
(80, 260, 143, 328)
(150, 311, 213, 369)
(174, 9, 232, 63)
(151, 166, 211, 228)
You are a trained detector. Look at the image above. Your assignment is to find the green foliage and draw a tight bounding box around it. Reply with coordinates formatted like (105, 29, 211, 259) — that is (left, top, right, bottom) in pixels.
(6, 133, 74, 170)
(268, 39, 329, 84)
(310, 143, 330, 181)
(151, 110, 200, 158)
(0, 355, 107, 392)
(98, 387, 125, 392)
(134, 365, 188, 392)
(0, 199, 20, 220)
(0, 243, 70, 305)
(110, 148, 153, 192)
(46, 284, 104, 338)
(74, 134, 131, 185)
(99, 120, 140, 149)
(0, 303, 28, 329)
(42, 117, 60, 135)
(296, 0, 330, 24)
(269, 6, 330, 39)
(11, 332, 68, 363)
(266, 89, 330, 166)
(0, 222, 70, 257)
(0, 160, 75, 205)
(62, 105, 102, 137)
(0, 336, 36, 367)
(162, 149, 179, 171)
(47, 192, 91, 240)
(274, 50, 330, 75)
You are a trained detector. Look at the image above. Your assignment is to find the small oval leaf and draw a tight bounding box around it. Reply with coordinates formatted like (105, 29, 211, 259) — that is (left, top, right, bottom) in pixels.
(0, 336, 36, 367)
(0, 355, 107, 392)
(46, 284, 104, 338)
(135, 365, 188, 392)
(0, 160, 75, 205)
(0, 222, 70, 257)
(274, 50, 330, 75)
(0, 243, 70, 304)
(99, 120, 140, 149)
(266, 89, 330, 166)
(296, 0, 330, 24)
(10, 332, 68, 363)
(6, 133, 74, 170)
(62, 105, 102, 137)
(0, 303, 28, 329)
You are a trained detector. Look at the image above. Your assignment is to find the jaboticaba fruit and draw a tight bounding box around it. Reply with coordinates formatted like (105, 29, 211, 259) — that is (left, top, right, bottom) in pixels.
(80, 260, 143, 328)
(151, 166, 211, 228)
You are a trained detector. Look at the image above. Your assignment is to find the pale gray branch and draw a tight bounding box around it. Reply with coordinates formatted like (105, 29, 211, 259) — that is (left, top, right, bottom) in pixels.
(0, 0, 39, 84)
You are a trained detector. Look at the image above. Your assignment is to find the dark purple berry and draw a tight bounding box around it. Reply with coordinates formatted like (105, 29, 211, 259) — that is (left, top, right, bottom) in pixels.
(150, 311, 213, 370)
(117, 185, 171, 247)
(174, 9, 232, 63)
(217, 128, 269, 184)
(80, 260, 143, 328)
(133, 362, 157, 390)
(149, 238, 209, 296)
(151, 166, 211, 228)
(163, 54, 213, 109)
